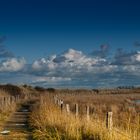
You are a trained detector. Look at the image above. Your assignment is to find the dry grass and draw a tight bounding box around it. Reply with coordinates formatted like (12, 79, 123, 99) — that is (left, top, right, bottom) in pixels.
(54, 91, 140, 122)
(0, 84, 40, 126)
(0, 90, 17, 131)
(30, 95, 139, 140)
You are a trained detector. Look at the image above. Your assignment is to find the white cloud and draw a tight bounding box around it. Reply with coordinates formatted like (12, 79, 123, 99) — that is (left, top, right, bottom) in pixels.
(31, 49, 111, 77)
(122, 65, 140, 75)
(135, 51, 140, 62)
(113, 50, 140, 65)
(33, 76, 71, 83)
(0, 48, 140, 88)
(60, 48, 83, 61)
(29, 48, 140, 87)
(0, 57, 26, 72)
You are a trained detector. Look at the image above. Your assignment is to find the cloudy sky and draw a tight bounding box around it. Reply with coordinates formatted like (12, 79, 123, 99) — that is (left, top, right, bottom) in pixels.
(0, 0, 140, 88)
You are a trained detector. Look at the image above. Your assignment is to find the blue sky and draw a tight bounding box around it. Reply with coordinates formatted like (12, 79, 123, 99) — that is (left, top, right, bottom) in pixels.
(0, 0, 140, 88)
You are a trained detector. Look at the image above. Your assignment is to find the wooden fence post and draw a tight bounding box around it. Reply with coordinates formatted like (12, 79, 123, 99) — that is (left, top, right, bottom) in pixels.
(106, 112, 113, 130)
(86, 105, 90, 121)
(5, 97, 8, 107)
(75, 104, 78, 117)
(66, 104, 70, 115)
(60, 100, 63, 112)
(7, 96, 10, 106)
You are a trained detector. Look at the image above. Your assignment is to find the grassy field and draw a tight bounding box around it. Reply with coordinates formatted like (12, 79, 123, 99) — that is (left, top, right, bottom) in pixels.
(0, 85, 140, 140)
(30, 88, 140, 140)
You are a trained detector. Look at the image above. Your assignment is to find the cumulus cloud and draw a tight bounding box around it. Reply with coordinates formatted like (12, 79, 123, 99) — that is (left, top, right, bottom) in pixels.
(0, 47, 140, 88)
(29, 48, 140, 87)
(31, 49, 112, 78)
(0, 57, 26, 72)
(112, 49, 140, 65)
(135, 52, 140, 62)
(29, 48, 121, 88)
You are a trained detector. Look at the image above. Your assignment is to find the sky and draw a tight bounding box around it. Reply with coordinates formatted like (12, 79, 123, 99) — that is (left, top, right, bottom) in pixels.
(0, 0, 140, 88)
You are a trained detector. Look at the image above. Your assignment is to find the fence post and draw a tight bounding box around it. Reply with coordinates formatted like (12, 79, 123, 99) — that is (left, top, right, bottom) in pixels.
(106, 112, 113, 130)
(75, 104, 78, 117)
(5, 97, 8, 107)
(66, 104, 70, 115)
(1, 97, 4, 107)
(60, 100, 63, 112)
(86, 105, 90, 121)
(7, 96, 11, 105)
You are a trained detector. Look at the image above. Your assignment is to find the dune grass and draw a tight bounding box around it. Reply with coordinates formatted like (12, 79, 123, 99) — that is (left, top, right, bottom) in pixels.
(30, 95, 139, 140)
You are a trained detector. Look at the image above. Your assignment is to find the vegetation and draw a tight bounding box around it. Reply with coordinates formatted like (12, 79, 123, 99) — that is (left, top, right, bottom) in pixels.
(0, 89, 17, 131)
(30, 94, 140, 140)
(0, 84, 40, 131)
(0, 84, 140, 139)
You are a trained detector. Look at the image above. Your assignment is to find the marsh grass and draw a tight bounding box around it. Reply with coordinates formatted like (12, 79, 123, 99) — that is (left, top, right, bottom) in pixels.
(30, 95, 139, 140)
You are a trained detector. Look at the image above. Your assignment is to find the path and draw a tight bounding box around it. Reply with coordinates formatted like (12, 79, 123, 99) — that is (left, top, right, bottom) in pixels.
(0, 100, 36, 140)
